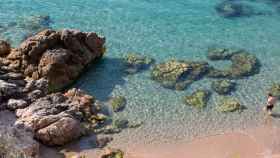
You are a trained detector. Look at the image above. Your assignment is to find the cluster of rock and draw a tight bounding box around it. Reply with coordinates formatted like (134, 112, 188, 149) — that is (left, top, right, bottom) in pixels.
(122, 48, 259, 113)
(150, 48, 259, 91)
(0, 29, 107, 157)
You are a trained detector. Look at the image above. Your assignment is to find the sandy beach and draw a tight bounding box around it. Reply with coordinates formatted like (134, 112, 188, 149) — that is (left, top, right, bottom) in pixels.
(121, 123, 280, 158)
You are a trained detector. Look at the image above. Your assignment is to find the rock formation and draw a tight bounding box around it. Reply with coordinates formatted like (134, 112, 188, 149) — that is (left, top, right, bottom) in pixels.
(2, 29, 105, 92)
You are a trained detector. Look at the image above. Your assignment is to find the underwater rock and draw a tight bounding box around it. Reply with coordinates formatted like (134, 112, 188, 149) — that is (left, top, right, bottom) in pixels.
(268, 83, 280, 98)
(215, 1, 253, 18)
(211, 79, 236, 95)
(207, 48, 235, 60)
(123, 53, 154, 74)
(216, 97, 243, 112)
(101, 149, 124, 158)
(15, 88, 95, 146)
(0, 125, 39, 158)
(183, 90, 210, 109)
(3, 29, 105, 92)
(0, 40, 11, 57)
(151, 60, 209, 90)
(110, 96, 126, 112)
(207, 49, 260, 79)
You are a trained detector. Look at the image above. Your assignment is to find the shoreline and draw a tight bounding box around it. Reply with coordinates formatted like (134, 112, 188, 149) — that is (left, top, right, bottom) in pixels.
(123, 124, 280, 158)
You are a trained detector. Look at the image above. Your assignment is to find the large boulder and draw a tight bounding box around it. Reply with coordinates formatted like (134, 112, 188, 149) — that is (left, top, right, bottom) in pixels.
(0, 125, 39, 158)
(151, 60, 209, 90)
(15, 88, 94, 146)
(5, 29, 105, 92)
(183, 90, 210, 109)
(207, 48, 260, 79)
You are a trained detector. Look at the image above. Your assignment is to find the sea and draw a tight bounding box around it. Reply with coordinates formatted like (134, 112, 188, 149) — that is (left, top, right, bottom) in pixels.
(1, 0, 280, 155)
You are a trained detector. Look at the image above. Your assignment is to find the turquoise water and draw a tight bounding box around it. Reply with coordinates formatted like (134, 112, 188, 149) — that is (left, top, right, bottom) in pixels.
(2, 0, 280, 153)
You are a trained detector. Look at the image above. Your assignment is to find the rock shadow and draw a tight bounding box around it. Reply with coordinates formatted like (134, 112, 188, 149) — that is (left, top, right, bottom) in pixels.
(74, 57, 128, 102)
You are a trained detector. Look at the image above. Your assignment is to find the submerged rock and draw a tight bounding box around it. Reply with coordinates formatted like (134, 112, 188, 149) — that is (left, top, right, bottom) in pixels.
(216, 97, 243, 112)
(207, 48, 235, 60)
(0, 125, 39, 158)
(15, 88, 95, 146)
(110, 96, 126, 112)
(151, 60, 209, 90)
(211, 79, 236, 95)
(215, 1, 254, 18)
(207, 48, 260, 79)
(183, 90, 210, 109)
(123, 53, 154, 74)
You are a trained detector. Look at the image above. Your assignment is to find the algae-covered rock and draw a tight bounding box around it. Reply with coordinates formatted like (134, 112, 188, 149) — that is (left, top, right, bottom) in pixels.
(207, 49, 260, 79)
(151, 60, 209, 90)
(124, 53, 154, 74)
(101, 149, 124, 158)
(216, 97, 243, 112)
(183, 90, 210, 109)
(110, 96, 126, 112)
(268, 83, 280, 99)
(230, 52, 259, 78)
(211, 79, 235, 95)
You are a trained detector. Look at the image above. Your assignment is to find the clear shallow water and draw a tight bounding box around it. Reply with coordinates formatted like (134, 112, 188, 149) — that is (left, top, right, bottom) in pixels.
(2, 0, 280, 153)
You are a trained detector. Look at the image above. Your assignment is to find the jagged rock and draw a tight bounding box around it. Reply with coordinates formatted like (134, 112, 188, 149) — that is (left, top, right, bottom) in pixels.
(151, 60, 209, 90)
(101, 149, 124, 158)
(4, 29, 105, 92)
(15, 88, 94, 146)
(183, 90, 210, 109)
(0, 40, 11, 56)
(7, 99, 28, 110)
(216, 97, 244, 112)
(207, 49, 260, 79)
(123, 53, 154, 74)
(110, 96, 126, 112)
(211, 79, 236, 95)
(0, 125, 39, 158)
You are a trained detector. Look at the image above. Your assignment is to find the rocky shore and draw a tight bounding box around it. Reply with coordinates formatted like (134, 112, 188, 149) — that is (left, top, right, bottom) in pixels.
(0, 29, 107, 157)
